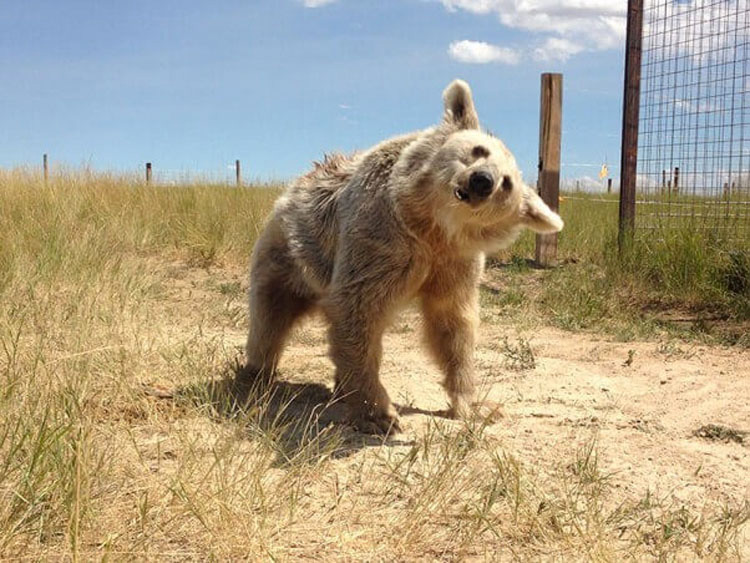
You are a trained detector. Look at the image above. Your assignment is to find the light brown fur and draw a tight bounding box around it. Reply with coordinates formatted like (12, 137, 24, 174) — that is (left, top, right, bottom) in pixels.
(241, 80, 563, 433)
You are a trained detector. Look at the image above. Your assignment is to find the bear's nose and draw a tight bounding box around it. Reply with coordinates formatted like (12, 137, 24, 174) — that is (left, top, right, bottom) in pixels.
(468, 170, 494, 199)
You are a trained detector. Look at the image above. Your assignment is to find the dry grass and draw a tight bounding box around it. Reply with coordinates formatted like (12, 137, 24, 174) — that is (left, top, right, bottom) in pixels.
(1, 168, 748, 560)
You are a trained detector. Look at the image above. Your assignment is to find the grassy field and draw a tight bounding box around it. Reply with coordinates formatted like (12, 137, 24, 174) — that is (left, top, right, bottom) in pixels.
(489, 192, 749, 344)
(1, 168, 748, 560)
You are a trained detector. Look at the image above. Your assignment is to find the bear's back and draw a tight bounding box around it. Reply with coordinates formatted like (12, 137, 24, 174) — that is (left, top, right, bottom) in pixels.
(278, 132, 420, 293)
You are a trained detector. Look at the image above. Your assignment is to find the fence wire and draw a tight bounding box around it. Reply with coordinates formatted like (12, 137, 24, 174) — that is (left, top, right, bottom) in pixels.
(636, 0, 750, 243)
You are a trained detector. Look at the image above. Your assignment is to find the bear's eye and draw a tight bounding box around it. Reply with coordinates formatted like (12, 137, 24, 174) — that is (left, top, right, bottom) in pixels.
(471, 145, 490, 159)
(501, 175, 513, 191)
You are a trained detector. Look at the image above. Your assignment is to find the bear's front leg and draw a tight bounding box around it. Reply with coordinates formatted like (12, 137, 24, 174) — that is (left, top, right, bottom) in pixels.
(322, 204, 416, 434)
(421, 291, 479, 419)
(326, 304, 401, 434)
(419, 256, 487, 420)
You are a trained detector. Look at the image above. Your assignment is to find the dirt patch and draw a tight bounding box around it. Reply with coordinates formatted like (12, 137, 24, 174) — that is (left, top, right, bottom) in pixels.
(154, 263, 750, 513)
(271, 308, 750, 507)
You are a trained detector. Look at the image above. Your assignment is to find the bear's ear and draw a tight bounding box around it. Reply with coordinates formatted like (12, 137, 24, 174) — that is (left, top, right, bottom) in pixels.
(519, 185, 564, 233)
(442, 79, 480, 130)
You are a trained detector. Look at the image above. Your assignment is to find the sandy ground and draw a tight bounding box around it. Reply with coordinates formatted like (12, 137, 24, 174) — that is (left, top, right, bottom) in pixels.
(271, 308, 750, 508)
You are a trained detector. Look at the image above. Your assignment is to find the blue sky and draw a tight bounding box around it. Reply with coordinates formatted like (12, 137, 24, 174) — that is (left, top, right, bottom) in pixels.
(0, 0, 627, 186)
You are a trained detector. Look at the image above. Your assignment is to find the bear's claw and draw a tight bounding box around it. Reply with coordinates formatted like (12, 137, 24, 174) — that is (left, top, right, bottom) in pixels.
(351, 410, 402, 435)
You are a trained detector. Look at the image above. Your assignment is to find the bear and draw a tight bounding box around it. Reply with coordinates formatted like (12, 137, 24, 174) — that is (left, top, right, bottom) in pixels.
(239, 79, 563, 434)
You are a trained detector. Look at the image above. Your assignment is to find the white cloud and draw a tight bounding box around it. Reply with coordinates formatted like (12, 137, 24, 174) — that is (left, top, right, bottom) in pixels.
(448, 40, 521, 64)
(644, 0, 749, 63)
(440, 0, 625, 22)
(301, 0, 337, 7)
(533, 37, 585, 62)
(671, 97, 721, 114)
(441, 0, 499, 13)
(440, 0, 627, 61)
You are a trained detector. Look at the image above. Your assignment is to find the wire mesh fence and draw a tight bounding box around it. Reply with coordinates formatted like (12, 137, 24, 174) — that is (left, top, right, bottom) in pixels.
(635, 0, 750, 244)
(146, 167, 240, 186)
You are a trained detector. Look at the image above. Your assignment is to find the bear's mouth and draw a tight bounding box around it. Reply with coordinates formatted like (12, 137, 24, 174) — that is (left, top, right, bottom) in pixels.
(454, 188, 470, 203)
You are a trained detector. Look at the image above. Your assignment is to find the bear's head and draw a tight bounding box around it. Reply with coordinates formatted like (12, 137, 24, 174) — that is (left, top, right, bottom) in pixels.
(403, 79, 563, 252)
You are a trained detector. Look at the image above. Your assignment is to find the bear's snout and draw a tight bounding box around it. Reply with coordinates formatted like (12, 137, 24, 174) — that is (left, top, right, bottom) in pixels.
(454, 170, 495, 205)
(468, 170, 494, 199)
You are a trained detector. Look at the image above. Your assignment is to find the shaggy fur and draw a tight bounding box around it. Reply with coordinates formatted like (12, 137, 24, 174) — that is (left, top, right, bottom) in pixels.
(240, 80, 563, 434)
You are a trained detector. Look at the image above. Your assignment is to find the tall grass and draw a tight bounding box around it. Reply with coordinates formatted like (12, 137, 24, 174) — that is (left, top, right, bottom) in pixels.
(0, 168, 280, 557)
(0, 167, 278, 283)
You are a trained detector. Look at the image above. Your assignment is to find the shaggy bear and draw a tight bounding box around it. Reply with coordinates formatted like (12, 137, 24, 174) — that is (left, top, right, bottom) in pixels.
(240, 79, 563, 434)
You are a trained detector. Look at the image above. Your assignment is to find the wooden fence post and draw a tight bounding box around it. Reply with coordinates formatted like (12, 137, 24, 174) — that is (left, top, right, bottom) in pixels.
(618, 0, 644, 249)
(43, 154, 49, 186)
(236, 159, 241, 187)
(535, 72, 563, 268)
(146, 162, 152, 185)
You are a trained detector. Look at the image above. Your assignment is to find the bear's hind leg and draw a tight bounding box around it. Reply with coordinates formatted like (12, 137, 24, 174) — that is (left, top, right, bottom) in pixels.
(240, 273, 313, 392)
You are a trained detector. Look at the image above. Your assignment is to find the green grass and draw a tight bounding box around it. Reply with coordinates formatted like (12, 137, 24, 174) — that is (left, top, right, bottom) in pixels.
(488, 192, 750, 344)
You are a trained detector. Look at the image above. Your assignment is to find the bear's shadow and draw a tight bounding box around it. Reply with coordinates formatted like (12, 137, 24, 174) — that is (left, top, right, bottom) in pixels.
(172, 363, 444, 466)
